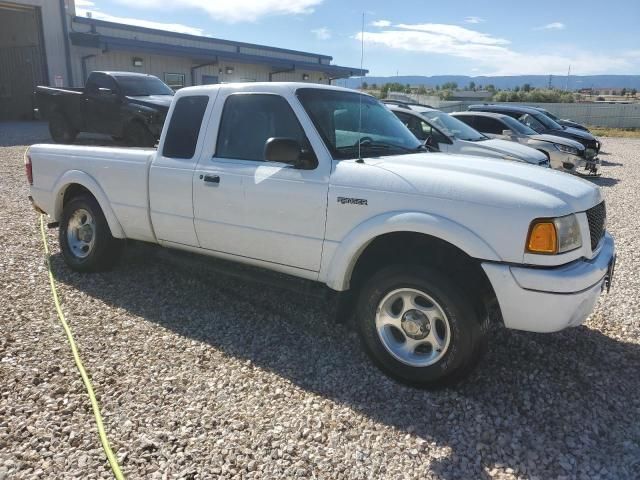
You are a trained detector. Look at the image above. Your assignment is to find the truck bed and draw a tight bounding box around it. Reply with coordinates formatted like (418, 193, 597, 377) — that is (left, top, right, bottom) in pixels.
(29, 143, 157, 243)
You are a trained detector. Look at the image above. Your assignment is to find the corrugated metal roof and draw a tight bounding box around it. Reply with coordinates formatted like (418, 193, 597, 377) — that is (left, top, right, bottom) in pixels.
(69, 30, 367, 78)
(73, 16, 333, 61)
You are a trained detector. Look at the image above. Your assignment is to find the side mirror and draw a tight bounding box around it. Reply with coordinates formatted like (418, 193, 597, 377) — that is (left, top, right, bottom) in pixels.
(264, 137, 316, 170)
(502, 129, 514, 136)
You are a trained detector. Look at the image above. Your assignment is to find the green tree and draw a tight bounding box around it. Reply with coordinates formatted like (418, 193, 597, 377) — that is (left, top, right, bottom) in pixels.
(523, 83, 532, 92)
(361, 81, 368, 90)
(631, 88, 637, 96)
(621, 88, 627, 96)
(371, 83, 378, 90)
(417, 85, 427, 95)
(485, 84, 496, 93)
(468, 81, 476, 91)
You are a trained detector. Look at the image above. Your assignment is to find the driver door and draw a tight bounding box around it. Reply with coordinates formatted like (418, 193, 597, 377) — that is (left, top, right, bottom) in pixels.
(192, 91, 329, 272)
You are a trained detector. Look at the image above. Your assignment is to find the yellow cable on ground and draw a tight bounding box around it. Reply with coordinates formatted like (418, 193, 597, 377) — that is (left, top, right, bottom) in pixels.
(40, 215, 125, 480)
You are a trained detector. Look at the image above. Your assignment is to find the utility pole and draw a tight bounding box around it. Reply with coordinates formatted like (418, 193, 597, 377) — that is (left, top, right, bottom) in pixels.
(548, 74, 553, 89)
(566, 65, 571, 91)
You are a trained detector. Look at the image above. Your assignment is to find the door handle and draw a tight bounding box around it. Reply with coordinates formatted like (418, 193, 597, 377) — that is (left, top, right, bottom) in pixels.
(202, 174, 220, 184)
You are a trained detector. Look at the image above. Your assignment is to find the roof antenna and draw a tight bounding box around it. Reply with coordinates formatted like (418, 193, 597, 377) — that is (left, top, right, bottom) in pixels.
(357, 11, 365, 163)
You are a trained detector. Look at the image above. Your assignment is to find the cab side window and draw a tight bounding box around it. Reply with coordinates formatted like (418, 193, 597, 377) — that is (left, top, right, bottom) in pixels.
(475, 116, 506, 135)
(394, 111, 429, 140)
(163, 95, 210, 159)
(87, 74, 117, 94)
(216, 94, 308, 162)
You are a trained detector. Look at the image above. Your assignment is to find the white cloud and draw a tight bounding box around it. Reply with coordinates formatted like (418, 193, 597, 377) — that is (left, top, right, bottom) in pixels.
(311, 27, 331, 40)
(74, 0, 95, 6)
(535, 22, 565, 30)
(464, 16, 484, 24)
(112, 0, 323, 23)
(371, 19, 392, 27)
(356, 22, 637, 75)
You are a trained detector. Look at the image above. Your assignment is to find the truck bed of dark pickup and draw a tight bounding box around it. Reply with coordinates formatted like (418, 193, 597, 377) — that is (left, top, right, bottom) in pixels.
(36, 71, 174, 147)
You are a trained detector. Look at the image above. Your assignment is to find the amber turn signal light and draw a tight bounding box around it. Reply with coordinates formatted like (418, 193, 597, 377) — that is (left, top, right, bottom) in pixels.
(527, 221, 558, 254)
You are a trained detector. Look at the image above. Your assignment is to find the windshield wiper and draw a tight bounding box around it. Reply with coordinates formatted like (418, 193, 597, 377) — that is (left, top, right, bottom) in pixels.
(358, 139, 425, 153)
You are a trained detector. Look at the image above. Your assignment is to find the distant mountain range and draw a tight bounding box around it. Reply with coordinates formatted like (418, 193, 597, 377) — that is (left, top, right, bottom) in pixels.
(340, 75, 640, 90)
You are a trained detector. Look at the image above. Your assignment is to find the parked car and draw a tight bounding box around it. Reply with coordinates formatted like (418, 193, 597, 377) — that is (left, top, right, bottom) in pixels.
(452, 111, 599, 175)
(532, 107, 591, 133)
(27, 83, 615, 387)
(386, 103, 550, 167)
(468, 104, 601, 155)
(36, 71, 174, 147)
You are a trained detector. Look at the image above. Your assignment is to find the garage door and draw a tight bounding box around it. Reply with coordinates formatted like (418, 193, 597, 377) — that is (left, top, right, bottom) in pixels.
(0, 2, 48, 121)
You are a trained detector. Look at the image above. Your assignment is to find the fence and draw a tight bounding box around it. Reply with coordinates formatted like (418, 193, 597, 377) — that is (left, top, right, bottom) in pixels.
(387, 93, 640, 128)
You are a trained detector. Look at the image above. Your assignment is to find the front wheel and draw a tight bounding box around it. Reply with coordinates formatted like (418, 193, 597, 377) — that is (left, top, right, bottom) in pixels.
(356, 265, 486, 387)
(59, 195, 123, 272)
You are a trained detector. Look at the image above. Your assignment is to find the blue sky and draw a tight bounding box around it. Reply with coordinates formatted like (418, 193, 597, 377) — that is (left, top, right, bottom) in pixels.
(75, 0, 640, 77)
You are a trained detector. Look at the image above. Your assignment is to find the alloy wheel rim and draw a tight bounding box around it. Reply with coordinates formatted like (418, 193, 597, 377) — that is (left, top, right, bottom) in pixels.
(66, 208, 96, 259)
(375, 288, 451, 367)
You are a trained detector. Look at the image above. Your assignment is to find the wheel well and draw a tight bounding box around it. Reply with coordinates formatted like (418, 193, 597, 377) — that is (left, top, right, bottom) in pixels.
(63, 183, 94, 207)
(350, 232, 501, 324)
(537, 149, 551, 160)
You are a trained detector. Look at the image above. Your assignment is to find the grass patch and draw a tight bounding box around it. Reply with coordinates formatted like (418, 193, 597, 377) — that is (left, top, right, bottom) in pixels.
(588, 127, 640, 138)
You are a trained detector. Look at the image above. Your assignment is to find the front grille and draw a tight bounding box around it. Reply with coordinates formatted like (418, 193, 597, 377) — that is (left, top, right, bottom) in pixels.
(586, 201, 606, 250)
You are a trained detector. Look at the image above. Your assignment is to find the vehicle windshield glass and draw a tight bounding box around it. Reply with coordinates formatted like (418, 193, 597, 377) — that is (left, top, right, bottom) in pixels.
(533, 112, 562, 129)
(539, 109, 559, 121)
(420, 110, 486, 141)
(116, 76, 174, 96)
(501, 115, 536, 135)
(296, 88, 423, 159)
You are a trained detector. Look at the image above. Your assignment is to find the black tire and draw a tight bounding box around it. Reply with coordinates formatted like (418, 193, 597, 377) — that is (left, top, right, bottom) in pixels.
(355, 264, 486, 388)
(124, 121, 156, 147)
(48, 112, 78, 144)
(59, 194, 124, 272)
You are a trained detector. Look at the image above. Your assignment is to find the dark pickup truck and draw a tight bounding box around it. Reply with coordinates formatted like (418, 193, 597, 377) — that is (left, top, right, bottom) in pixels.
(36, 71, 174, 147)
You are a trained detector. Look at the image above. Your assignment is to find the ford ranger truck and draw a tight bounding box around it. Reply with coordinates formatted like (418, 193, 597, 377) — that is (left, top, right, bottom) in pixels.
(26, 83, 616, 387)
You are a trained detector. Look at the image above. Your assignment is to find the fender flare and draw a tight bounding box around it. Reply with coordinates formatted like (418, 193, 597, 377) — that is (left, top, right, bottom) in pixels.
(51, 170, 126, 238)
(321, 211, 501, 291)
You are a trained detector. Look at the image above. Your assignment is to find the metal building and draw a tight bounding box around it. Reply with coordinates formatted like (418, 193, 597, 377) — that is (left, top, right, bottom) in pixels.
(0, 0, 366, 120)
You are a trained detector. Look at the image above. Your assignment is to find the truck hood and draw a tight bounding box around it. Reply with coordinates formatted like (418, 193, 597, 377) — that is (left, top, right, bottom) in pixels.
(126, 95, 173, 111)
(530, 134, 585, 151)
(361, 152, 601, 214)
(558, 126, 596, 141)
(469, 138, 548, 164)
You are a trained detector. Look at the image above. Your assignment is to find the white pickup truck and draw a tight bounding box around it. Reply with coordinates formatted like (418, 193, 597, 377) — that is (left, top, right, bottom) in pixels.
(27, 83, 616, 387)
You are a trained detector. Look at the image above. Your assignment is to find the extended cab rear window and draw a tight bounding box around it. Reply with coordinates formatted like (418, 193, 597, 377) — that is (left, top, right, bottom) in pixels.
(162, 95, 209, 159)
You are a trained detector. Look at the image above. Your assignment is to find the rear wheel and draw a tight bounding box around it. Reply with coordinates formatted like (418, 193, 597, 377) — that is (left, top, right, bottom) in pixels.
(124, 121, 156, 147)
(356, 265, 486, 387)
(59, 194, 123, 272)
(48, 112, 78, 144)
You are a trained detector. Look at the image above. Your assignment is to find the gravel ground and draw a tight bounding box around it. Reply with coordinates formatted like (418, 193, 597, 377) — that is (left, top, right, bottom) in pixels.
(1, 124, 639, 479)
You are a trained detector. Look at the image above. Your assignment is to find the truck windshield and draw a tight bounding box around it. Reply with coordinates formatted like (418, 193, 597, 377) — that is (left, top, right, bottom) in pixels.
(501, 115, 537, 135)
(116, 76, 174, 96)
(419, 110, 486, 141)
(296, 88, 423, 159)
(532, 112, 563, 130)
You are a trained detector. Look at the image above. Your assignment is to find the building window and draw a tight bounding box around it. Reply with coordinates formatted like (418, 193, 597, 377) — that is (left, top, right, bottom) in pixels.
(164, 73, 185, 90)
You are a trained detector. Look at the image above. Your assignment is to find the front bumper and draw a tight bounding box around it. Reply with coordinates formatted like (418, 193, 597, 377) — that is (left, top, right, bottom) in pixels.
(482, 233, 615, 333)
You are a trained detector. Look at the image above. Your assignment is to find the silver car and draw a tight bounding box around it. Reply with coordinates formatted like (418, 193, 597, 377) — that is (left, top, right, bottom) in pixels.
(452, 111, 599, 175)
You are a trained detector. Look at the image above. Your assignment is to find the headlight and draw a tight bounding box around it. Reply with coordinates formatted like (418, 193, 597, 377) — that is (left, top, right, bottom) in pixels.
(526, 214, 582, 254)
(554, 143, 579, 155)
